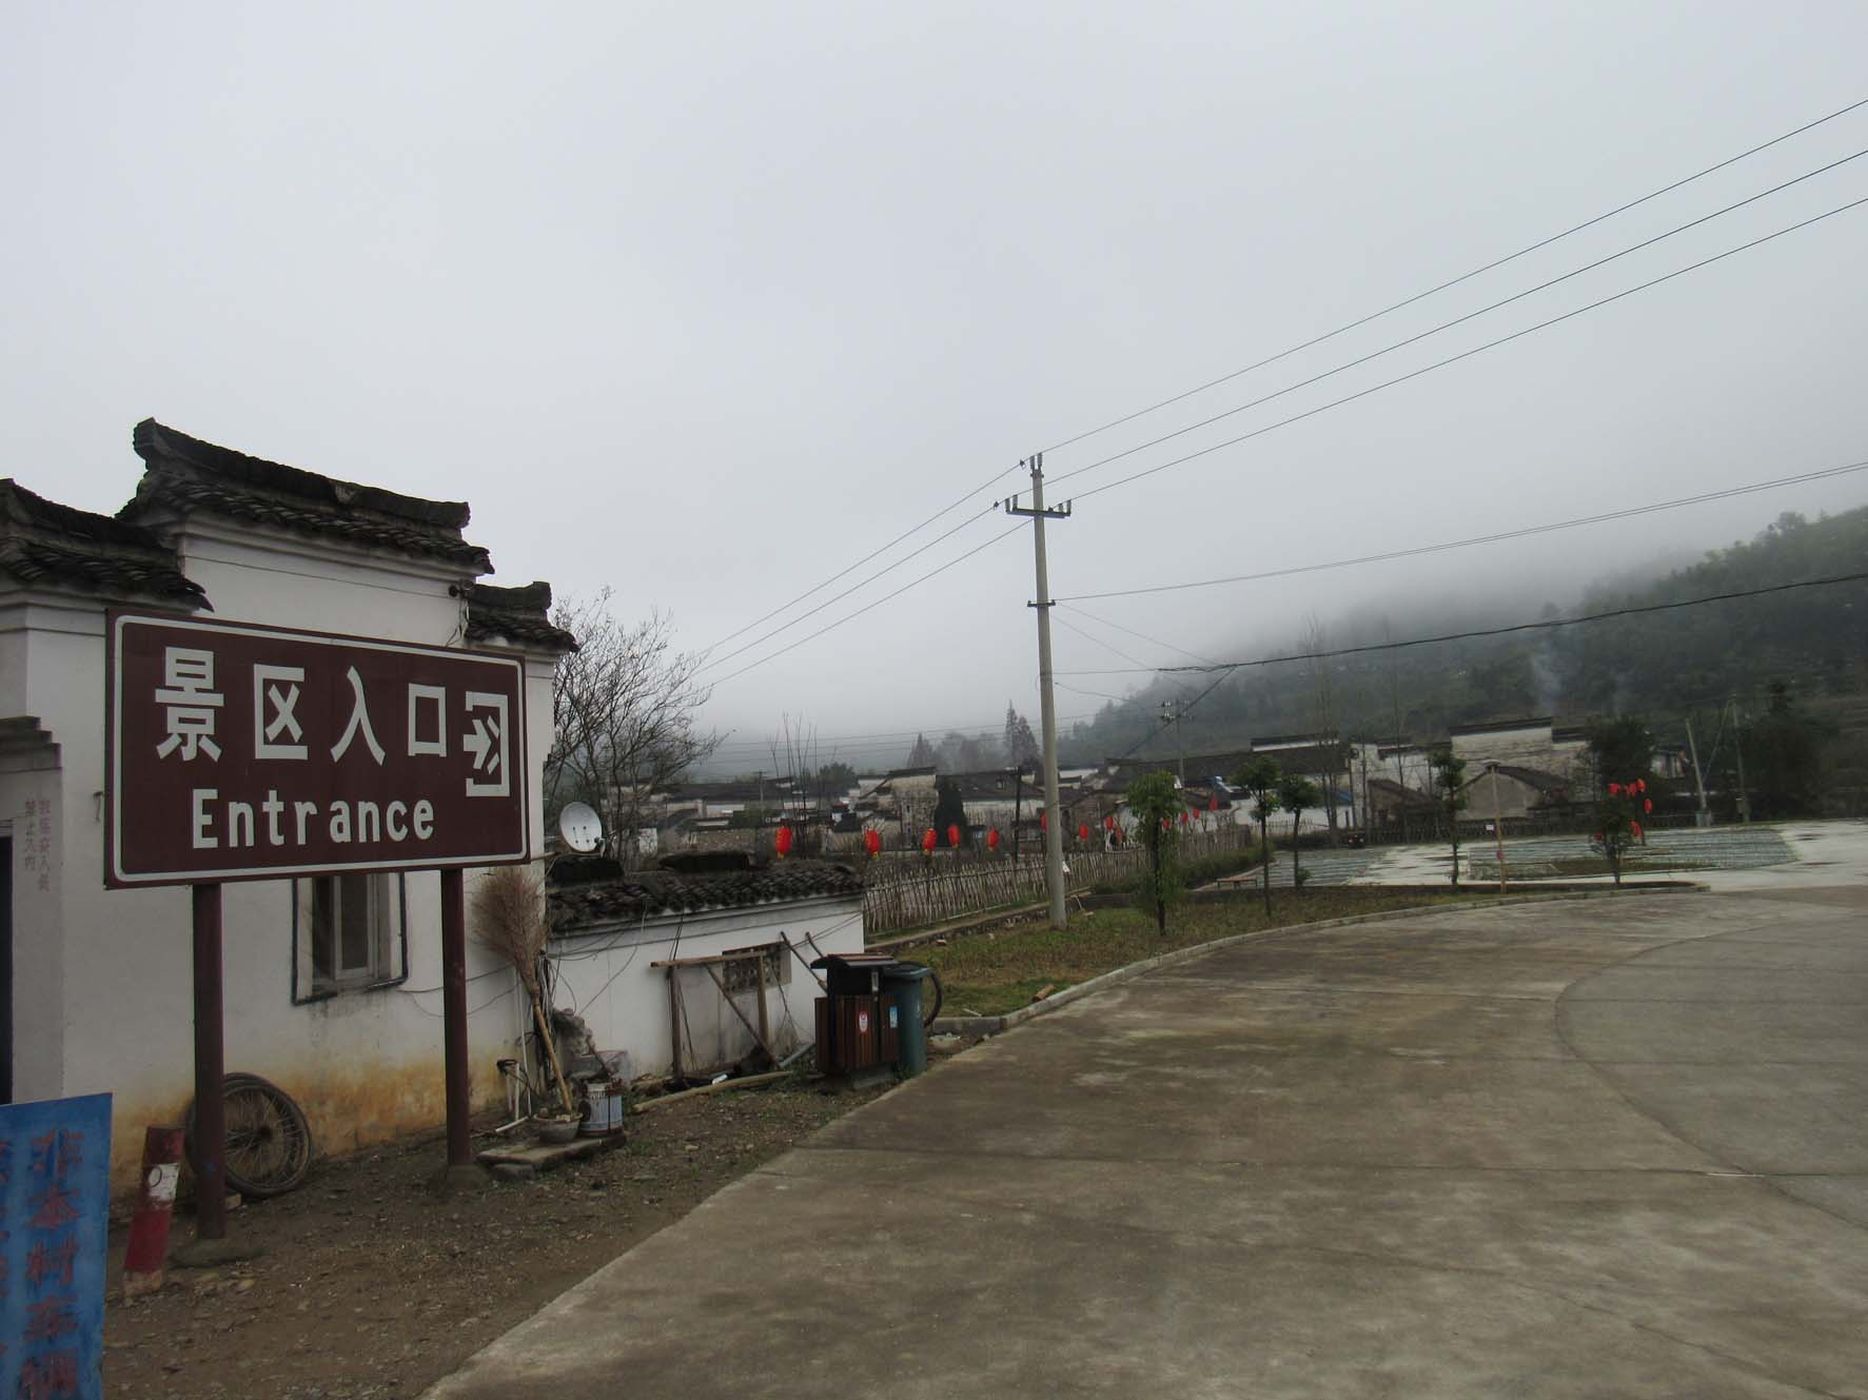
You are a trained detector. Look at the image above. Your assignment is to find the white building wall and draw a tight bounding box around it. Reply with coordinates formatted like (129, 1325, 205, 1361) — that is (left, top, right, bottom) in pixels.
(548, 896, 863, 1081)
(4, 520, 561, 1188)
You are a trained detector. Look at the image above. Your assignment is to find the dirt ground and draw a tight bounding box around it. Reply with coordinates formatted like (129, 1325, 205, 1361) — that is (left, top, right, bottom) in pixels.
(104, 1080, 884, 1398)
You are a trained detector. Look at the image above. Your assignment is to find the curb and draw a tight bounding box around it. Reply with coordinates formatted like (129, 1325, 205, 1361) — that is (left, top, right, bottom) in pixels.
(929, 883, 1702, 1038)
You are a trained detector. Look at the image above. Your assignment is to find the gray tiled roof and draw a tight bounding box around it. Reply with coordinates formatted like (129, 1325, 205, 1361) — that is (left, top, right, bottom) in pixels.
(0, 478, 207, 605)
(550, 860, 865, 928)
(465, 580, 578, 652)
(123, 419, 493, 570)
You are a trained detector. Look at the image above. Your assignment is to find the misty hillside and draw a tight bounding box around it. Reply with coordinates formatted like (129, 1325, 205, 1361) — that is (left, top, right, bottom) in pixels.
(1060, 503, 1868, 766)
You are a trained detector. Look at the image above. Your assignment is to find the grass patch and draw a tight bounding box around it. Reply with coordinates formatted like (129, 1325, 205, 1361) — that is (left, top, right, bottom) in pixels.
(923, 888, 1474, 1018)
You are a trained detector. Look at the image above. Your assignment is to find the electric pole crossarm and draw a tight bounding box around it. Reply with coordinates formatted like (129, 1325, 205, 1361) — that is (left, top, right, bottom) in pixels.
(1004, 454, 1072, 930)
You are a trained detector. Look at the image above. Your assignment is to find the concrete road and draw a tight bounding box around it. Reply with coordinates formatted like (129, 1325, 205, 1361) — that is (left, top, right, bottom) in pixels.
(427, 888, 1868, 1399)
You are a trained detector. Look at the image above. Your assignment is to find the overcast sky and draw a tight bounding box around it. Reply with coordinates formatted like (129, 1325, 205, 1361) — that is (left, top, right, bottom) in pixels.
(6, 3, 1867, 773)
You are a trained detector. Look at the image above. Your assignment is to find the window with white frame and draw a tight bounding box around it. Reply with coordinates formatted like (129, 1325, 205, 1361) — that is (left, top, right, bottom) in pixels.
(295, 873, 404, 998)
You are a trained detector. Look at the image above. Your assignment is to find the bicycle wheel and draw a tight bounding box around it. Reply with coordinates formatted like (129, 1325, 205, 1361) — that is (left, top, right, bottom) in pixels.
(186, 1072, 313, 1199)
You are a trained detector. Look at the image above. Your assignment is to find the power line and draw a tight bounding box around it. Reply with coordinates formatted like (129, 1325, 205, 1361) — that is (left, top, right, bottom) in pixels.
(1047, 149, 1867, 493)
(1046, 148, 1860, 489)
(1056, 603, 1226, 667)
(1052, 613, 1158, 673)
(1039, 94, 1868, 459)
(700, 193, 1867, 689)
(699, 470, 1023, 657)
(693, 97, 1866, 665)
(703, 711, 1099, 757)
(705, 522, 1026, 687)
(1056, 459, 1868, 603)
(1096, 570, 1868, 763)
(697, 503, 1002, 675)
(1059, 570, 1868, 677)
(1069, 194, 1868, 505)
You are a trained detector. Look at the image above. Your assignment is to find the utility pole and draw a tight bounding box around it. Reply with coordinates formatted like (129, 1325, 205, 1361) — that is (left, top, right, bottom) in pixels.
(1485, 761, 1507, 892)
(1159, 699, 1187, 784)
(1684, 716, 1712, 827)
(1005, 454, 1072, 930)
(1729, 697, 1751, 823)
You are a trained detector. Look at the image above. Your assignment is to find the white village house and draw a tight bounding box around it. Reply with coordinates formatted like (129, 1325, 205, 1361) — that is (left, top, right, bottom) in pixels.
(1, 421, 861, 1192)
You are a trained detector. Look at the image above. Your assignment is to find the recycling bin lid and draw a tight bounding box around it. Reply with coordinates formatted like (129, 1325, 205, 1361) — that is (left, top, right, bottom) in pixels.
(879, 961, 935, 982)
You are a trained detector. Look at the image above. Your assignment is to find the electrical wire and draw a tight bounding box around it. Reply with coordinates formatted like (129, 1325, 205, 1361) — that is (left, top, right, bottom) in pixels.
(703, 195, 1868, 690)
(1039, 95, 1868, 458)
(698, 502, 1003, 674)
(1056, 603, 1226, 667)
(1059, 570, 1868, 678)
(1101, 569, 1868, 764)
(693, 98, 1866, 668)
(1047, 149, 1867, 492)
(706, 522, 1026, 687)
(1056, 458, 1868, 603)
(1068, 194, 1868, 505)
(1053, 613, 1158, 672)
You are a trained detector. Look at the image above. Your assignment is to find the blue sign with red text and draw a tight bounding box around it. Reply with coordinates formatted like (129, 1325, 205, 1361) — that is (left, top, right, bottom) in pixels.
(0, 1094, 111, 1399)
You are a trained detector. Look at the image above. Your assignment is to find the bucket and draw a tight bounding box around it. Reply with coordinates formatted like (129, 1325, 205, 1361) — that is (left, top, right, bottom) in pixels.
(580, 1079, 628, 1137)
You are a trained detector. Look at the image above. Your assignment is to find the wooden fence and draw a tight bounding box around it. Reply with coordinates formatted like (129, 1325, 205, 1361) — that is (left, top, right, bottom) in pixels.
(860, 824, 1258, 937)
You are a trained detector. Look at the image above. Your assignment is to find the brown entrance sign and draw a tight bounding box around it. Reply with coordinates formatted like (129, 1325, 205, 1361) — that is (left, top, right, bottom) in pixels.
(107, 612, 529, 887)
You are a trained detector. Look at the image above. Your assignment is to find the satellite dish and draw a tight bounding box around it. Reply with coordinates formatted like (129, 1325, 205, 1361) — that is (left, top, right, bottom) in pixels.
(558, 801, 604, 854)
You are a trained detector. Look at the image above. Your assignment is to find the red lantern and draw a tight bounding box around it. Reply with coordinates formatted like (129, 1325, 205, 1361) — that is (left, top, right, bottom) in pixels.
(1179, 810, 1190, 825)
(1208, 793, 1219, 811)
(986, 827, 1001, 851)
(1039, 811, 1048, 832)
(1636, 778, 1647, 794)
(921, 828, 937, 854)
(1642, 797, 1653, 814)
(1077, 823, 1090, 842)
(1103, 813, 1116, 831)
(1630, 820, 1643, 839)
(863, 828, 882, 858)
(1607, 782, 1622, 796)
(774, 825, 793, 857)
(947, 823, 963, 849)
(1161, 817, 1171, 832)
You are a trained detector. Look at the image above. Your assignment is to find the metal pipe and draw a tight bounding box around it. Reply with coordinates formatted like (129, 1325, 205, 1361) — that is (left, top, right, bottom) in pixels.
(440, 868, 473, 1167)
(191, 882, 227, 1242)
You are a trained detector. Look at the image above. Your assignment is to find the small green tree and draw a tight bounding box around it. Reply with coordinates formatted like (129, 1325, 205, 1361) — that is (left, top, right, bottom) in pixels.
(1276, 775, 1320, 895)
(1126, 770, 1184, 936)
(1585, 716, 1654, 794)
(1232, 756, 1282, 915)
(1428, 747, 1467, 889)
(1594, 777, 1647, 886)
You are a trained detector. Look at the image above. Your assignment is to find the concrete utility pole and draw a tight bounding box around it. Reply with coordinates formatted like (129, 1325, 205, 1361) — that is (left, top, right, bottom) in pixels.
(1684, 716, 1712, 827)
(1005, 454, 1071, 930)
(1729, 697, 1751, 823)
(1159, 699, 1187, 784)
(1484, 761, 1507, 892)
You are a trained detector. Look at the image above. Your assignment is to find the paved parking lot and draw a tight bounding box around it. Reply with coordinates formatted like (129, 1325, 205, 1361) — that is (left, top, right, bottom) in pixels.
(428, 885, 1868, 1399)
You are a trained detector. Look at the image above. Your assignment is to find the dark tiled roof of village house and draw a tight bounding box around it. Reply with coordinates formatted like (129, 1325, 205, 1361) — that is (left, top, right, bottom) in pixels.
(464, 580, 578, 652)
(1486, 764, 1572, 795)
(0, 478, 208, 606)
(122, 419, 493, 570)
(1446, 715, 1554, 737)
(549, 860, 866, 928)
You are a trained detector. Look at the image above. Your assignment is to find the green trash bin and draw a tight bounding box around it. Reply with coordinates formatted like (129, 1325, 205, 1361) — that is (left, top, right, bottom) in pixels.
(879, 961, 936, 1078)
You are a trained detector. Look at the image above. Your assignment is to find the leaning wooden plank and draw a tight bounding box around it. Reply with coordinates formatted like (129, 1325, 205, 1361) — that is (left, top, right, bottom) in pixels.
(632, 1070, 791, 1114)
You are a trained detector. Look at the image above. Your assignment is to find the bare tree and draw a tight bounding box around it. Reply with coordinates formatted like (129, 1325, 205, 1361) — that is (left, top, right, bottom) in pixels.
(546, 591, 718, 864)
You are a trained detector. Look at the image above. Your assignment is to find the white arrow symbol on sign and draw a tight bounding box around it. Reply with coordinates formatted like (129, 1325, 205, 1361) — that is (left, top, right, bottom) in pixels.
(463, 715, 501, 776)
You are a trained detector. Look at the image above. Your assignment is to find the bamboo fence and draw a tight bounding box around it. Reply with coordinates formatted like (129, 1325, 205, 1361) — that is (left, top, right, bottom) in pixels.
(860, 823, 1257, 936)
